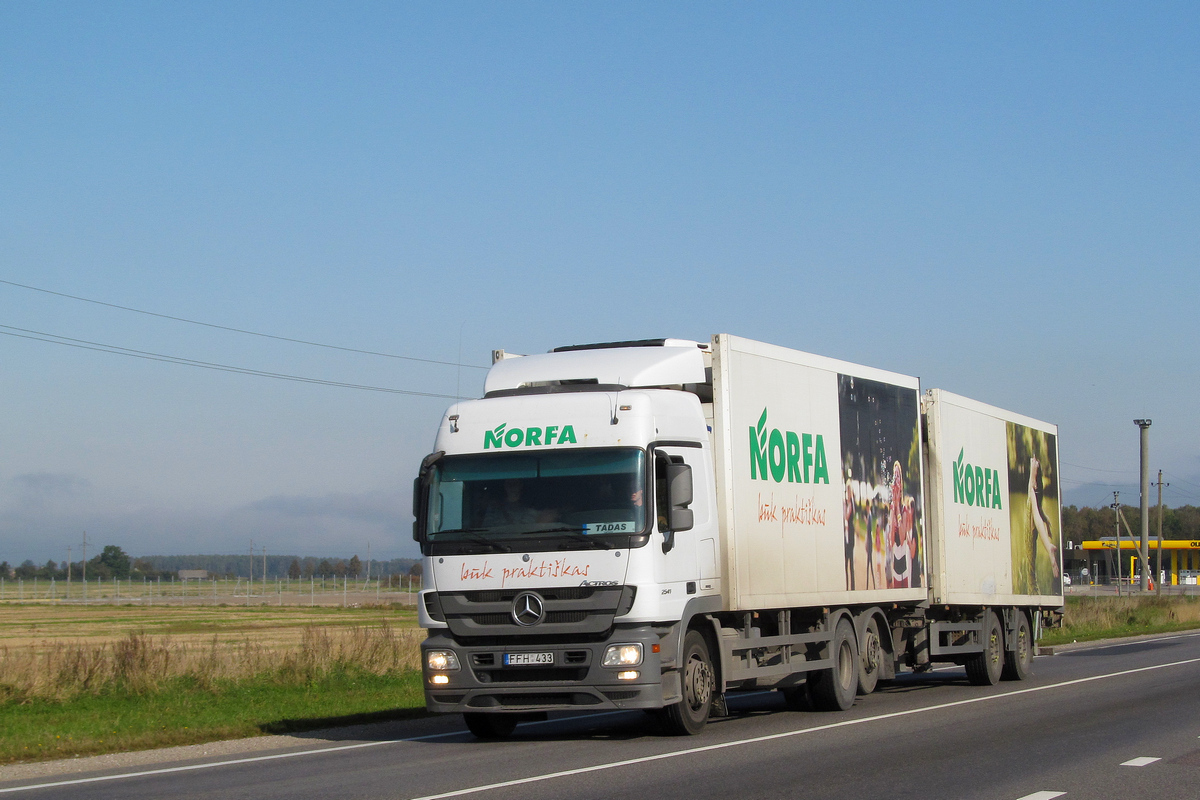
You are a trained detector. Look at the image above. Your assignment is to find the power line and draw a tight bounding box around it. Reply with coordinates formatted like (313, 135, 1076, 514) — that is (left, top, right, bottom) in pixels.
(0, 277, 488, 370)
(1060, 460, 1137, 475)
(0, 324, 460, 399)
(1163, 471, 1200, 490)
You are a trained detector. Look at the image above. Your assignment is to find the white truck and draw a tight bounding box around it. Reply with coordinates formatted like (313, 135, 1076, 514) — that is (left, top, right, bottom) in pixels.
(414, 335, 1063, 737)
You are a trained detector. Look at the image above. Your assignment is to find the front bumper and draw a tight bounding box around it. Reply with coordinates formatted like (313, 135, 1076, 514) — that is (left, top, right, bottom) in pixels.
(422, 625, 668, 714)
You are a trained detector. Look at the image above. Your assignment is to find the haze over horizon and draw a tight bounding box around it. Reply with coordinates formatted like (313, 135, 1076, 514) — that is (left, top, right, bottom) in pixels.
(3, 3, 1198, 565)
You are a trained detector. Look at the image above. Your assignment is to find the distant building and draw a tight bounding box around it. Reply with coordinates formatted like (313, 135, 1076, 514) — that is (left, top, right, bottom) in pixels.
(177, 569, 208, 580)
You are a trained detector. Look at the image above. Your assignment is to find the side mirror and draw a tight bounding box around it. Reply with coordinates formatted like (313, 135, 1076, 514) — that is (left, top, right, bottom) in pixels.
(657, 454, 694, 553)
(412, 477, 424, 542)
(666, 462, 694, 533)
(412, 451, 445, 544)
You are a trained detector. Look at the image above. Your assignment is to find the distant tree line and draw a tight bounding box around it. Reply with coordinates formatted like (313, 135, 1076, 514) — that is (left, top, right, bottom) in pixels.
(0, 548, 421, 581)
(0, 545, 169, 581)
(1063, 504, 1200, 545)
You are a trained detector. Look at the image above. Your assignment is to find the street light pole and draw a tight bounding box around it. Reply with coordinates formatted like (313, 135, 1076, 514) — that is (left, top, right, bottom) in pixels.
(1134, 419, 1152, 592)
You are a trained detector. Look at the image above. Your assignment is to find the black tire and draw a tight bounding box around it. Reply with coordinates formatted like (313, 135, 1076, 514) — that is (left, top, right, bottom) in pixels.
(808, 617, 859, 711)
(857, 616, 883, 696)
(965, 610, 1004, 686)
(1001, 611, 1033, 681)
(463, 712, 518, 740)
(661, 630, 715, 735)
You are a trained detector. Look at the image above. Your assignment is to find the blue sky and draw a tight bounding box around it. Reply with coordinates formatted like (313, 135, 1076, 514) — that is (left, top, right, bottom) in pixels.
(2, 2, 1198, 563)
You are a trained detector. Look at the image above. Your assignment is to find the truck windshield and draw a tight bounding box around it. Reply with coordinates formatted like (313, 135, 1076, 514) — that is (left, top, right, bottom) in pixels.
(426, 448, 647, 544)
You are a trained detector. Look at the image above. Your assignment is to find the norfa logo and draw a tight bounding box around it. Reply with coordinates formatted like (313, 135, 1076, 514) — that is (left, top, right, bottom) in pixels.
(748, 408, 829, 484)
(952, 448, 1003, 509)
(484, 423, 578, 449)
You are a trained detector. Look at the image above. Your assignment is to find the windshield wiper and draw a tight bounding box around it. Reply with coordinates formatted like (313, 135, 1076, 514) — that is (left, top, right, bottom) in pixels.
(522, 526, 616, 550)
(434, 528, 513, 553)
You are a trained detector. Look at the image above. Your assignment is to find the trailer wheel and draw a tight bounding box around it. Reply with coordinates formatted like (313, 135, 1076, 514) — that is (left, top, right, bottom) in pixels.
(463, 713, 518, 740)
(857, 616, 883, 695)
(808, 617, 859, 711)
(1001, 611, 1033, 681)
(965, 611, 1004, 686)
(661, 630, 715, 735)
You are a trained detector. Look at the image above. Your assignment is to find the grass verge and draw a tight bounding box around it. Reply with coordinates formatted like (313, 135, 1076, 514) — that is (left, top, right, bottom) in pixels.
(0, 669, 425, 764)
(1040, 595, 1200, 646)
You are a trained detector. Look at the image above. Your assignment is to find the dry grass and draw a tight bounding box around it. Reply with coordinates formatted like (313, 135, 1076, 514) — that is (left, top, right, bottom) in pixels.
(0, 605, 425, 704)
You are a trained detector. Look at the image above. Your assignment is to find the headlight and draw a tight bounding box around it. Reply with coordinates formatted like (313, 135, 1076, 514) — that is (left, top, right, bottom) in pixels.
(602, 643, 643, 667)
(426, 650, 461, 671)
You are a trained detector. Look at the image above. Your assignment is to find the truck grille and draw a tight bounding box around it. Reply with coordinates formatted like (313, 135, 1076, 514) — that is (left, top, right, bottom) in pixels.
(431, 586, 635, 637)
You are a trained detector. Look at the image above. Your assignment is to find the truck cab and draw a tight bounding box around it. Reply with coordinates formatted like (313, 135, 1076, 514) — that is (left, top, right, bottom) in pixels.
(414, 340, 721, 736)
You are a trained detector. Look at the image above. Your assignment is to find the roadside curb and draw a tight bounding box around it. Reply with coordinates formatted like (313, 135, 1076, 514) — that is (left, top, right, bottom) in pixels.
(1039, 628, 1200, 656)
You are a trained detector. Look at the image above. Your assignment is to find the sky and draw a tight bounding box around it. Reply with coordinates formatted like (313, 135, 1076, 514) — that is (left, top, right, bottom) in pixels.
(2, 2, 1198, 565)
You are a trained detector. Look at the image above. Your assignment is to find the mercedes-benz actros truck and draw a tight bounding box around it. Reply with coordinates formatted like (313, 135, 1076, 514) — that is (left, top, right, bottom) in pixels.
(413, 335, 1063, 738)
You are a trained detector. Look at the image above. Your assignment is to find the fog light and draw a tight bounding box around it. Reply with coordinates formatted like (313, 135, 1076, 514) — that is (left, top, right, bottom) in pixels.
(431, 674, 450, 685)
(617, 670, 639, 680)
(602, 643, 643, 667)
(426, 650, 461, 671)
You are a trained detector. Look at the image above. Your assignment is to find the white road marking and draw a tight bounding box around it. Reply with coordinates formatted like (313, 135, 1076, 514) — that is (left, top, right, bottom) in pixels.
(1120, 756, 1161, 767)
(0, 710, 641, 795)
(1015, 792, 1065, 800)
(408, 656, 1200, 800)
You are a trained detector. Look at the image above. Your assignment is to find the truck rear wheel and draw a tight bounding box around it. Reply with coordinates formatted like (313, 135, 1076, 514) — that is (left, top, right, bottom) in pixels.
(661, 630, 715, 735)
(808, 617, 859, 711)
(463, 713, 518, 740)
(965, 610, 1004, 686)
(1001, 611, 1033, 681)
(857, 616, 883, 695)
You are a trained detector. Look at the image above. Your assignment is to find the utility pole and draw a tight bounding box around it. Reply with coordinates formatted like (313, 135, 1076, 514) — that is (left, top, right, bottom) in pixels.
(1111, 492, 1122, 595)
(81, 531, 88, 605)
(67, 546, 72, 600)
(262, 546, 267, 596)
(366, 541, 371, 584)
(1134, 419, 1152, 592)
(248, 539, 254, 605)
(1153, 470, 1169, 595)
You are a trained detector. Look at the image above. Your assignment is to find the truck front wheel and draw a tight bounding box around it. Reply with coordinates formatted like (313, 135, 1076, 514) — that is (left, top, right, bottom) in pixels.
(463, 713, 518, 740)
(965, 610, 1004, 686)
(808, 617, 859, 711)
(661, 630, 715, 735)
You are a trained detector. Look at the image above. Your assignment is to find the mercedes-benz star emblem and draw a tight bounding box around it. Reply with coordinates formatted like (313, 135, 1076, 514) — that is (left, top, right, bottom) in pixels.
(512, 591, 545, 626)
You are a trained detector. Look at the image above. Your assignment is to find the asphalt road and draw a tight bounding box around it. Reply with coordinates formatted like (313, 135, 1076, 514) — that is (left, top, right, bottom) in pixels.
(5, 631, 1200, 800)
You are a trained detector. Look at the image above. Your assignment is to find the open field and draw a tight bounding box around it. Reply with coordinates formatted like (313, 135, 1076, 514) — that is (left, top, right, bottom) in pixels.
(0, 604, 426, 764)
(0, 602, 422, 654)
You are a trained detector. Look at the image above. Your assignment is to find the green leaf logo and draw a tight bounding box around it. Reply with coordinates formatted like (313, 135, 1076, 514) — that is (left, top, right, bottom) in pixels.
(757, 408, 768, 435)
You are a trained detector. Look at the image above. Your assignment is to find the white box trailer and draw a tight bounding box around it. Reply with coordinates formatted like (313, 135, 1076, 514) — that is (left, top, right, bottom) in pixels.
(414, 335, 1064, 738)
(711, 335, 930, 611)
(922, 389, 1064, 607)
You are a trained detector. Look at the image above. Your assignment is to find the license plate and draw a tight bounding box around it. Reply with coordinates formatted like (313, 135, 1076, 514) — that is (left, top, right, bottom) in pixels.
(504, 652, 553, 666)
